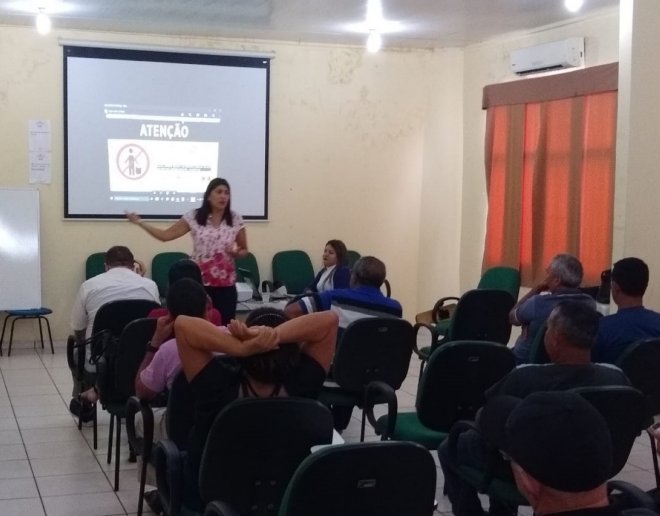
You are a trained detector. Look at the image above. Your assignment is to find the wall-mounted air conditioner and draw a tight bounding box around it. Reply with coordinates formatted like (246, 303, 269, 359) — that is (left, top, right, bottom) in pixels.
(510, 37, 584, 75)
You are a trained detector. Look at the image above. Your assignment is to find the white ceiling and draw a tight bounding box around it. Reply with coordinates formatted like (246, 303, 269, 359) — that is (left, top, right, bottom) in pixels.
(1, 0, 619, 49)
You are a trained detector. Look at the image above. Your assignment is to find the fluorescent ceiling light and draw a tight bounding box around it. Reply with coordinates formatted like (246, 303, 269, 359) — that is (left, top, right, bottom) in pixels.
(564, 0, 584, 13)
(367, 30, 382, 53)
(36, 10, 51, 34)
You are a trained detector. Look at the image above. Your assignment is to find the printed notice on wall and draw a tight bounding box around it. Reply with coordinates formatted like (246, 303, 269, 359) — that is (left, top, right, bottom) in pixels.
(28, 119, 52, 184)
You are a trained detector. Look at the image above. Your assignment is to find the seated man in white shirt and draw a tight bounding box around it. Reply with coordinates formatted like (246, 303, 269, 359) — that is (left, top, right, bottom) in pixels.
(67, 246, 160, 402)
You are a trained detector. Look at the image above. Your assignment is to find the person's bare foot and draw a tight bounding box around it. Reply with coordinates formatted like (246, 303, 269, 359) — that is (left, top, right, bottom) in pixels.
(80, 387, 98, 404)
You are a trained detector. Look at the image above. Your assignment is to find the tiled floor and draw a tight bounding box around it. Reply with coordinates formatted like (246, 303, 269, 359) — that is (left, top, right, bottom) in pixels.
(0, 338, 657, 515)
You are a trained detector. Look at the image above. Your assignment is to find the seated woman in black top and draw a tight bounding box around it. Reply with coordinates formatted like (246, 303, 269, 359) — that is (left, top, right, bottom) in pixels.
(174, 291, 337, 513)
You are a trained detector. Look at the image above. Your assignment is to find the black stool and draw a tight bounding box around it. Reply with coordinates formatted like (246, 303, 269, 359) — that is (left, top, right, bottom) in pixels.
(0, 308, 54, 357)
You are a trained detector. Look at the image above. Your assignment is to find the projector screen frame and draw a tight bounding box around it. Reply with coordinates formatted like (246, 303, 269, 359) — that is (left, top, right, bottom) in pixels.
(63, 43, 271, 221)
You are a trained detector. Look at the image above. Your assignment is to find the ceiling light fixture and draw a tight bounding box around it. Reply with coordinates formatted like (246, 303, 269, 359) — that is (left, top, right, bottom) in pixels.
(564, 0, 584, 13)
(35, 8, 51, 35)
(365, 0, 384, 52)
(367, 30, 382, 53)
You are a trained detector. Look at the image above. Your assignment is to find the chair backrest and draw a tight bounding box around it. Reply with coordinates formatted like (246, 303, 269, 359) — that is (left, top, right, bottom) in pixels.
(165, 371, 196, 450)
(346, 250, 361, 270)
(417, 340, 515, 431)
(235, 251, 260, 288)
(278, 441, 437, 516)
(332, 318, 414, 392)
(571, 386, 646, 477)
(446, 289, 515, 345)
(85, 252, 106, 279)
(478, 266, 521, 301)
(528, 323, 551, 364)
(271, 250, 315, 295)
(198, 398, 333, 514)
(617, 338, 660, 422)
(151, 252, 190, 299)
(111, 318, 157, 401)
(91, 299, 161, 338)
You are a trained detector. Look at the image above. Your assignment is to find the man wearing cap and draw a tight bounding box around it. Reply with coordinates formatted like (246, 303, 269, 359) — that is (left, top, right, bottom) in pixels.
(478, 391, 618, 515)
(437, 300, 629, 516)
(592, 257, 660, 364)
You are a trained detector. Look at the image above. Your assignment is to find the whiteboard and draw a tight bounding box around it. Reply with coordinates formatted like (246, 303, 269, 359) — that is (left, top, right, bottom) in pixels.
(0, 189, 41, 309)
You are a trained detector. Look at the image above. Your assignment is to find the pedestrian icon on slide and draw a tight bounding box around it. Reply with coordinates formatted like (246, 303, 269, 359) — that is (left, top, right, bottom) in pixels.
(117, 143, 149, 180)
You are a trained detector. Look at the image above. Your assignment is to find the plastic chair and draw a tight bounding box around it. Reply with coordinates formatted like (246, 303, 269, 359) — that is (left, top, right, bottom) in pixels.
(0, 307, 54, 357)
(413, 289, 515, 378)
(608, 480, 660, 513)
(151, 252, 190, 300)
(367, 341, 515, 450)
(86, 252, 106, 279)
(138, 372, 194, 516)
(527, 323, 550, 364)
(346, 250, 361, 270)
(278, 441, 437, 516)
(194, 398, 333, 516)
(68, 299, 160, 450)
(318, 317, 414, 440)
(235, 252, 260, 289)
(98, 317, 156, 491)
(271, 250, 315, 295)
(415, 266, 520, 337)
(617, 338, 660, 487)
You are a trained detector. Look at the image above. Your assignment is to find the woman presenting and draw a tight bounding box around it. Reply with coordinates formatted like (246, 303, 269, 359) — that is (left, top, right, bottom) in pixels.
(126, 178, 247, 321)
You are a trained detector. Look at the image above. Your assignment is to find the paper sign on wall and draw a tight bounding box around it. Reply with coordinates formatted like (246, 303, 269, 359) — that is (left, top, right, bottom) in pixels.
(28, 120, 52, 184)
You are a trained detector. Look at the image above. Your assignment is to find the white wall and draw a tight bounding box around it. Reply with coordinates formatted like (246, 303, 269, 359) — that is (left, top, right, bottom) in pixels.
(0, 25, 463, 338)
(615, 0, 660, 309)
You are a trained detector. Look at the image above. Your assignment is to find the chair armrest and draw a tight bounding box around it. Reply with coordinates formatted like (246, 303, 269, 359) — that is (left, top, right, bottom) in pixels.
(447, 420, 506, 493)
(413, 322, 438, 359)
(608, 480, 658, 510)
(204, 501, 242, 516)
(432, 296, 459, 321)
(125, 396, 154, 459)
(364, 381, 397, 440)
(155, 439, 187, 516)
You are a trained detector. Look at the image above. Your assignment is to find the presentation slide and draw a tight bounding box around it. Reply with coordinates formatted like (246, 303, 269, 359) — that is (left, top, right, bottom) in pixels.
(64, 46, 270, 219)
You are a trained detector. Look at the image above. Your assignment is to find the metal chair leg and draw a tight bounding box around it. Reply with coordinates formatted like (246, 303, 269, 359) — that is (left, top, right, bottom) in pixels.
(43, 317, 54, 354)
(37, 317, 44, 350)
(93, 404, 98, 450)
(0, 314, 10, 356)
(114, 417, 121, 491)
(137, 450, 149, 516)
(8, 316, 21, 357)
(648, 430, 660, 488)
(108, 414, 115, 464)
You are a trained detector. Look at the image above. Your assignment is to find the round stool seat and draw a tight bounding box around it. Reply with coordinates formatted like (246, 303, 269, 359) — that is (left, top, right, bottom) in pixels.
(6, 308, 52, 316)
(1, 308, 54, 356)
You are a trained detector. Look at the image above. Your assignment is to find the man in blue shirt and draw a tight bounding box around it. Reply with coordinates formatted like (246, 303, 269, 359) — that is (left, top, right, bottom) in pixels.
(285, 255, 402, 430)
(510, 254, 594, 364)
(592, 257, 660, 364)
(285, 255, 402, 335)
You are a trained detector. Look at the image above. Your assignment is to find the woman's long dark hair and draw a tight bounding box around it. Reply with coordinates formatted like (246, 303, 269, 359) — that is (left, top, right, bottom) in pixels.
(326, 239, 348, 267)
(195, 178, 233, 226)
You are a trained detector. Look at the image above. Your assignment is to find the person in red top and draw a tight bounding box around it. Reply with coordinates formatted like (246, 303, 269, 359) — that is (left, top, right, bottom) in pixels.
(147, 258, 222, 329)
(127, 177, 248, 322)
